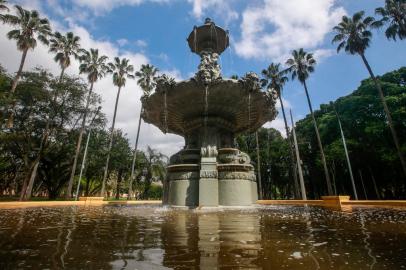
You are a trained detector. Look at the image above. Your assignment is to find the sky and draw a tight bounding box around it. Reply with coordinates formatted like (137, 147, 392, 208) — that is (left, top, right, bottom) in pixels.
(0, 0, 405, 157)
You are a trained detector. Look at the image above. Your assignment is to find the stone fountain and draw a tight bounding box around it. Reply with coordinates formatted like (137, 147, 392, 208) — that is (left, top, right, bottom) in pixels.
(142, 18, 278, 207)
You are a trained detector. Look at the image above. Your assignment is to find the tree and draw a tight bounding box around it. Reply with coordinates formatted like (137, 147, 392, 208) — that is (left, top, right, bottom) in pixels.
(49, 31, 81, 82)
(0, 0, 9, 20)
(286, 48, 333, 195)
(129, 64, 158, 198)
(332, 11, 406, 178)
(374, 0, 406, 41)
(100, 57, 134, 196)
(2, 5, 51, 128)
(261, 63, 300, 198)
(66, 48, 108, 198)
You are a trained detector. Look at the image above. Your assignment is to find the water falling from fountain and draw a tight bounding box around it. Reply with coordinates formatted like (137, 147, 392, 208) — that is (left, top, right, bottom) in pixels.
(248, 91, 251, 132)
(164, 90, 168, 133)
(204, 84, 209, 141)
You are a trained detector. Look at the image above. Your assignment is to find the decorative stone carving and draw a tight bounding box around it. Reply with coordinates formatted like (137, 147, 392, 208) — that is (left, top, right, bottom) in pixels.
(218, 171, 256, 181)
(218, 149, 251, 165)
(240, 72, 261, 92)
(200, 145, 218, 157)
(169, 171, 199, 181)
(200, 170, 218, 178)
(195, 50, 222, 85)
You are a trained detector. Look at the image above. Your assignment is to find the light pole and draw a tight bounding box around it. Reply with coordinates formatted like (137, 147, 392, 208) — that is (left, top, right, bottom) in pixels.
(290, 109, 307, 200)
(332, 102, 358, 200)
(74, 107, 101, 201)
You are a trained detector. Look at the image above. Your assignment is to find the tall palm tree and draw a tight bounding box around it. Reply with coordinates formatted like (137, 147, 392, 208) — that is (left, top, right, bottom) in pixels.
(261, 63, 300, 198)
(100, 57, 135, 196)
(66, 48, 109, 198)
(332, 11, 406, 178)
(374, 0, 406, 40)
(128, 64, 159, 198)
(2, 5, 51, 128)
(49, 31, 81, 82)
(286, 48, 334, 196)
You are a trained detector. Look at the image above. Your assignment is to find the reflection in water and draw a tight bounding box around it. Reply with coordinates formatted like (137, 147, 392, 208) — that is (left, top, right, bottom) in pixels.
(0, 205, 405, 269)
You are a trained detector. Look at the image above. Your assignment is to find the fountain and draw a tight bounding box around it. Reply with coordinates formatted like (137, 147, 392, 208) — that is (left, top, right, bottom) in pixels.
(142, 18, 278, 207)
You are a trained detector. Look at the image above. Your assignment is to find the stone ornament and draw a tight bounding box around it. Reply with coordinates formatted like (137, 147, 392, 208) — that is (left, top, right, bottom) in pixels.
(200, 145, 218, 157)
(200, 170, 218, 179)
(195, 50, 222, 85)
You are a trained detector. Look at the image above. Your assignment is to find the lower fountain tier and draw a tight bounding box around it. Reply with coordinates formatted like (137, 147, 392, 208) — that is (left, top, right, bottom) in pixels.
(163, 148, 258, 207)
(141, 79, 277, 136)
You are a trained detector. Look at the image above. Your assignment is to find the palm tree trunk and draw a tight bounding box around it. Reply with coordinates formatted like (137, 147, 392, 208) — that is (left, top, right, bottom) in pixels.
(66, 82, 94, 199)
(59, 67, 66, 83)
(303, 80, 333, 195)
(279, 95, 300, 198)
(255, 131, 262, 199)
(7, 48, 28, 128)
(101, 86, 122, 196)
(360, 53, 406, 179)
(128, 105, 143, 200)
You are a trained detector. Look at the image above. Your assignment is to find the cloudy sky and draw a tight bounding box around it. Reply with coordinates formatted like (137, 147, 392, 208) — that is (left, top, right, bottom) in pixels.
(0, 0, 405, 157)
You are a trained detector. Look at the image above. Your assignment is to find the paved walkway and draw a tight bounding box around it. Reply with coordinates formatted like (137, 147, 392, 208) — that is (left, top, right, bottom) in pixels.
(0, 200, 162, 209)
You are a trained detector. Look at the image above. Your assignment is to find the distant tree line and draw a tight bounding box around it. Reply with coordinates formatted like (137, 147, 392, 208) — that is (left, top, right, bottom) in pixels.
(240, 67, 406, 200)
(0, 1, 167, 200)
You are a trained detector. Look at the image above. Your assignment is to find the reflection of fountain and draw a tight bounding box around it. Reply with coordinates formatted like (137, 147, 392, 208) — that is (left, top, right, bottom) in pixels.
(142, 19, 277, 206)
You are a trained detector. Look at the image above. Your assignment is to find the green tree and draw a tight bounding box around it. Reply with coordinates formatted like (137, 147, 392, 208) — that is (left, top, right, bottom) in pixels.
(2, 5, 51, 128)
(286, 48, 333, 195)
(130, 64, 159, 198)
(332, 11, 406, 178)
(0, 0, 9, 20)
(66, 48, 109, 198)
(49, 31, 81, 82)
(100, 57, 135, 196)
(374, 0, 406, 40)
(261, 63, 300, 198)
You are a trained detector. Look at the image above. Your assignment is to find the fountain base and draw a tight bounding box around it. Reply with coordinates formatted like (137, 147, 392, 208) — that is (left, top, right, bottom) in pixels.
(164, 148, 258, 207)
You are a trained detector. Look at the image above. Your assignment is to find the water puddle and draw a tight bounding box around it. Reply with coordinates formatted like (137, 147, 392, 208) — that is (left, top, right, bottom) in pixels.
(0, 205, 405, 269)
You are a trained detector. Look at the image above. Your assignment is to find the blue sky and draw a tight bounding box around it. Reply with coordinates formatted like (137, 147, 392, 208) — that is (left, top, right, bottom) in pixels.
(1, 0, 405, 155)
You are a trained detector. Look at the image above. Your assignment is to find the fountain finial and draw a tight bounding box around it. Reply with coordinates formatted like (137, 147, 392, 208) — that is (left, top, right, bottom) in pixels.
(204, 18, 212, 24)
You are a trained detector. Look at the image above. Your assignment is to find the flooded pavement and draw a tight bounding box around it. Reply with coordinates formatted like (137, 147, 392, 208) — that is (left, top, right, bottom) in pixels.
(0, 205, 405, 269)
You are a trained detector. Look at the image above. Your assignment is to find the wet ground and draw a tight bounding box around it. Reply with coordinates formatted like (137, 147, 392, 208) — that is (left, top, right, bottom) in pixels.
(0, 205, 405, 269)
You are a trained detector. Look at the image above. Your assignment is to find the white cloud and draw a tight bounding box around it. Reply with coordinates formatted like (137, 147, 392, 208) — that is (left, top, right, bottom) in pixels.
(71, 0, 169, 15)
(0, 13, 183, 157)
(117, 38, 129, 47)
(187, 0, 239, 25)
(235, 0, 346, 62)
(135, 39, 148, 48)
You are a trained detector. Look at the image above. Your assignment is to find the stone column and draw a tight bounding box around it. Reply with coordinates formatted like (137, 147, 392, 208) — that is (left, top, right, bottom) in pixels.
(199, 146, 219, 206)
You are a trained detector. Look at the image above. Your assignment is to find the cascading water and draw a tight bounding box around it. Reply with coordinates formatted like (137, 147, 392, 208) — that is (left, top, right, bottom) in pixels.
(204, 84, 209, 141)
(248, 91, 251, 131)
(164, 90, 168, 133)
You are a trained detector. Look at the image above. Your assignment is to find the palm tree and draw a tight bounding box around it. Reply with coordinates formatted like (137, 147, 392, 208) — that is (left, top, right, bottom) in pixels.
(286, 48, 334, 196)
(332, 11, 406, 178)
(49, 31, 81, 82)
(0, 0, 9, 22)
(128, 64, 159, 198)
(374, 0, 406, 40)
(100, 57, 135, 196)
(261, 63, 300, 198)
(2, 5, 51, 128)
(0, 0, 7, 8)
(66, 48, 109, 198)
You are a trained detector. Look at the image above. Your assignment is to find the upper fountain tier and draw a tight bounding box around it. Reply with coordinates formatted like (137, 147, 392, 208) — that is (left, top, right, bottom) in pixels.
(141, 19, 277, 140)
(187, 18, 229, 55)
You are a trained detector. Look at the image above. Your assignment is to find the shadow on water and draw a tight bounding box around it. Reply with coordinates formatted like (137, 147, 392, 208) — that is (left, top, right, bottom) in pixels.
(0, 205, 405, 269)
